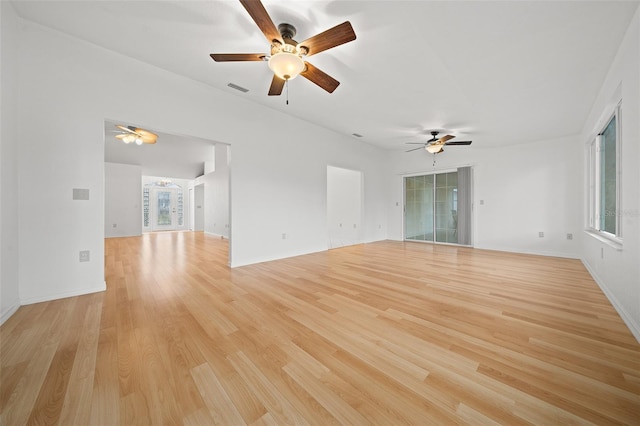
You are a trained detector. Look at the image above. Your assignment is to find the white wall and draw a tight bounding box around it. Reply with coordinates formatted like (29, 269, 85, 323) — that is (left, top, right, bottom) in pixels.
(193, 184, 204, 232)
(6, 15, 388, 308)
(198, 144, 229, 239)
(388, 135, 582, 259)
(0, 2, 21, 323)
(580, 8, 640, 341)
(327, 166, 362, 248)
(105, 162, 142, 238)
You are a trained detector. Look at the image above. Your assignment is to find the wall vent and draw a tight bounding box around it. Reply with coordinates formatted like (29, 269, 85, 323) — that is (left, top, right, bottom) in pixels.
(227, 83, 249, 93)
(72, 188, 90, 200)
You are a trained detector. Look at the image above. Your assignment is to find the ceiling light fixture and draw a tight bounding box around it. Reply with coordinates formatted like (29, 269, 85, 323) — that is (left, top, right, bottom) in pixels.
(115, 125, 158, 145)
(268, 51, 305, 80)
(122, 134, 135, 144)
(426, 144, 444, 154)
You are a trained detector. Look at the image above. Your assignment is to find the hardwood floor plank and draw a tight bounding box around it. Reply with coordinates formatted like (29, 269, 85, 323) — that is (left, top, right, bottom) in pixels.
(1, 233, 639, 424)
(282, 360, 369, 425)
(190, 362, 245, 425)
(227, 351, 309, 425)
(182, 406, 215, 425)
(58, 312, 101, 426)
(88, 327, 120, 425)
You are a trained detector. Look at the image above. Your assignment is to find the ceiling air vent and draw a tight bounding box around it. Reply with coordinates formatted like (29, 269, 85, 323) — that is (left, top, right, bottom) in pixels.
(227, 83, 249, 93)
(352, 133, 363, 138)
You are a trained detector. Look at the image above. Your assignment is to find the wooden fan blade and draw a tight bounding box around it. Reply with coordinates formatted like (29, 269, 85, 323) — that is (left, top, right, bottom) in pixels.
(136, 129, 158, 144)
(406, 146, 425, 153)
(239, 0, 283, 45)
(268, 75, 285, 96)
(298, 21, 356, 57)
(438, 135, 455, 143)
(210, 53, 265, 62)
(116, 124, 136, 134)
(406, 142, 427, 145)
(445, 141, 472, 146)
(300, 62, 340, 93)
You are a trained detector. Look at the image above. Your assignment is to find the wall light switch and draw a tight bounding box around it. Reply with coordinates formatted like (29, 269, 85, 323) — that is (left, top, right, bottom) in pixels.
(79, 250, 90, 262)
(538, 232, 544, 238)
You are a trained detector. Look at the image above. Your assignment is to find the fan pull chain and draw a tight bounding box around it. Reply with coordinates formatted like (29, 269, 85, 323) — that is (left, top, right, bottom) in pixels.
(286, 79, 289, 105)
(433, 154, 437, 168)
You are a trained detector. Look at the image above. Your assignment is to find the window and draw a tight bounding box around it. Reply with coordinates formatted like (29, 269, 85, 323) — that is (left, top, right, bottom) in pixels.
(588, 103, 621, 241)
(143, 188, 150, 227)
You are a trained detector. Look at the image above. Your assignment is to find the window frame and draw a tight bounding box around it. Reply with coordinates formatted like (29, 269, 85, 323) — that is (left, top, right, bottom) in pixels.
(586, 102, 622, 246)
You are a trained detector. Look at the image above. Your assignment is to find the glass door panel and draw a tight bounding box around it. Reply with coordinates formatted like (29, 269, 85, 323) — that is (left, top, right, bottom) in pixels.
(405, 171, 458, 244)
(152, 188, 177, 231)
(404, 175, 434, 241)
(435, 172, 458, 244)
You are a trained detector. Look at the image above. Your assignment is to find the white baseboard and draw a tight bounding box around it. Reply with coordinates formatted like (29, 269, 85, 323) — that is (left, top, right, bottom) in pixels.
(582, 259, 640, 344)
(204, 231, 228, 239)
(20, 281, 107, 306)
(472, 244, 581, 259)
(0, 298, 21, 326)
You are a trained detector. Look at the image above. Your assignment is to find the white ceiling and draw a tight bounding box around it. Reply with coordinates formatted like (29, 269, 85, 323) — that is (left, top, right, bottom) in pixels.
(12, 0, 640, 150)
(104, 120, 216, 179)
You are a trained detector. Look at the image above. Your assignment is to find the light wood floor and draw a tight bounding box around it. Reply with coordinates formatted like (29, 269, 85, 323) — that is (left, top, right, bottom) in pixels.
(2, 232, 639, 425)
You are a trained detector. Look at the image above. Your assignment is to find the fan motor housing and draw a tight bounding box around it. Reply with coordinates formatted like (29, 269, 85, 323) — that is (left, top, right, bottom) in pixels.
(278, 23, 297, 40)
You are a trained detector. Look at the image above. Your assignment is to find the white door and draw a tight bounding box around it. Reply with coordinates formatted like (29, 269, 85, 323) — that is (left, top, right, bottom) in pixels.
(327, 166, 362, 248)
(152, 187, 178, 231)
(189, 188, 194, 230)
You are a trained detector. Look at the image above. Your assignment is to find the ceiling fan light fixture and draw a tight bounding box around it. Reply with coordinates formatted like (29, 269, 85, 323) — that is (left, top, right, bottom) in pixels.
(426, 144, 443, 154)
(123, 134, 135, 144)
(268, 52, 305, 80)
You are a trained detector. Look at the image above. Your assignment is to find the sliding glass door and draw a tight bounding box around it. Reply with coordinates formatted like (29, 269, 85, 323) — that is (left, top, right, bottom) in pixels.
(405, 174, 435, 241)
(404, 168, 471, 245)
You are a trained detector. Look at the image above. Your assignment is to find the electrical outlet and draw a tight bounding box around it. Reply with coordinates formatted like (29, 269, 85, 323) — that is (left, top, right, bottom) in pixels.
(112, 223, 117, 228)
(79, 250, 90, 262)
(353, 224, 357, 228)
(567, 233, 573, 240)
(538, 232, 544, 238)
(480, 199, 485, 205)
(282, 233, 287, 240)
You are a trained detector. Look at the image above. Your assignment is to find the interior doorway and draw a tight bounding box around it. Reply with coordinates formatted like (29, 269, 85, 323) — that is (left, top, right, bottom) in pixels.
(327, 166, 363, 249)
(104, 119, 231, 265)
(192, 184, 204, 232)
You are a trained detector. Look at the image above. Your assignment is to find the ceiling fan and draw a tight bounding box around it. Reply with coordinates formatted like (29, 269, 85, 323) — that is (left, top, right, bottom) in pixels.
(210, 0, 356, 96)
(114, 125, 158, 145)
(406, 131, 472, 154)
